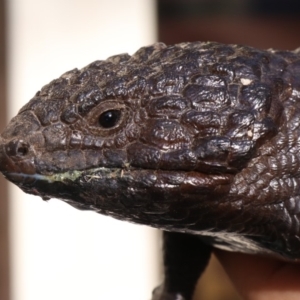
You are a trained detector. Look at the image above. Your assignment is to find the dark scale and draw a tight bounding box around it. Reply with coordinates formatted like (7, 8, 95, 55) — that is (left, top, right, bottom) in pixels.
(1, 41, 300, 299)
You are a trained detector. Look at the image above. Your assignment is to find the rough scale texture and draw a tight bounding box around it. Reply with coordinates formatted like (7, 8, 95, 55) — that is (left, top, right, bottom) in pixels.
(1, 41, 300, 299)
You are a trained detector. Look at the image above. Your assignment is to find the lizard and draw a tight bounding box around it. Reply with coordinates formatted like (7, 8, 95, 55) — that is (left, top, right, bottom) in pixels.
(1, 41, 300, 299)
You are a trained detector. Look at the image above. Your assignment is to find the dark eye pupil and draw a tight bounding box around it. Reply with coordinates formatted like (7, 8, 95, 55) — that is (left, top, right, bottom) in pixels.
(98, 110, 121, 128)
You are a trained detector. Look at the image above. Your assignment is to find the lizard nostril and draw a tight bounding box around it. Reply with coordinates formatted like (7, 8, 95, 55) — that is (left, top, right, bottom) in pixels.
(17, 144, 28, 156)
(5, 140, 30, 158)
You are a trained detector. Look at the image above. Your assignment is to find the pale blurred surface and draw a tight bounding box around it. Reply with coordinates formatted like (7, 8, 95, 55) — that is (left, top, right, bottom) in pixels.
(0, 0, 9, 299)
(194, 255, 241, 300)
(6, 1, 159, 300)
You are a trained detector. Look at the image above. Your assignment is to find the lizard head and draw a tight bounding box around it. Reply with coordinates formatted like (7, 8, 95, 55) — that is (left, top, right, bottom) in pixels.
(0, 42, 286, 231)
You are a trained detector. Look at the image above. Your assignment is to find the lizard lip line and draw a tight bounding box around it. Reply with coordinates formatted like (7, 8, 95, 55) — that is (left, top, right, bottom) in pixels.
(1, 166, 233, 185)
(1, 166, 135, 186)
(1, 168, 103, 184)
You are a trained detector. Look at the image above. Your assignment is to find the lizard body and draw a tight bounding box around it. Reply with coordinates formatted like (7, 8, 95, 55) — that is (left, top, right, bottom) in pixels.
(1, 41, 300, 299)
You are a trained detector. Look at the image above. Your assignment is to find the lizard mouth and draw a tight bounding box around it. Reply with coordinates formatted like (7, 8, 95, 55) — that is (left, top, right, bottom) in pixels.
(1, 164, 233, 184)
(1, 162, 233, 206)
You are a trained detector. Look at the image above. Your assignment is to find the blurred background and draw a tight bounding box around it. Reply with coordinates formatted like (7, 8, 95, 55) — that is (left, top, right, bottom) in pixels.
(0, 1, 300, 300)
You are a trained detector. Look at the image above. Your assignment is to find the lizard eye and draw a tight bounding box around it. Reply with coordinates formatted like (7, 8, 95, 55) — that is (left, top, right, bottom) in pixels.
(98, 109, 121, 128)
(86, 100, 129, 134)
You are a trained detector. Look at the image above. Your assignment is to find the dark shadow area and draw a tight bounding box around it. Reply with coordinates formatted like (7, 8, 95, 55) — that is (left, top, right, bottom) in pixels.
(158, 0, 300, 50)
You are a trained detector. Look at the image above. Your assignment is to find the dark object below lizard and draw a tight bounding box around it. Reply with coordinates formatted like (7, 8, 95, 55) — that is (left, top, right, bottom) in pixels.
(1, 41, 300, 300)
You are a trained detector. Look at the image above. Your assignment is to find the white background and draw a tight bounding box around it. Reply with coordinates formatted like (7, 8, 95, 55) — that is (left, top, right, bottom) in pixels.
(6, 1, 161, 299)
